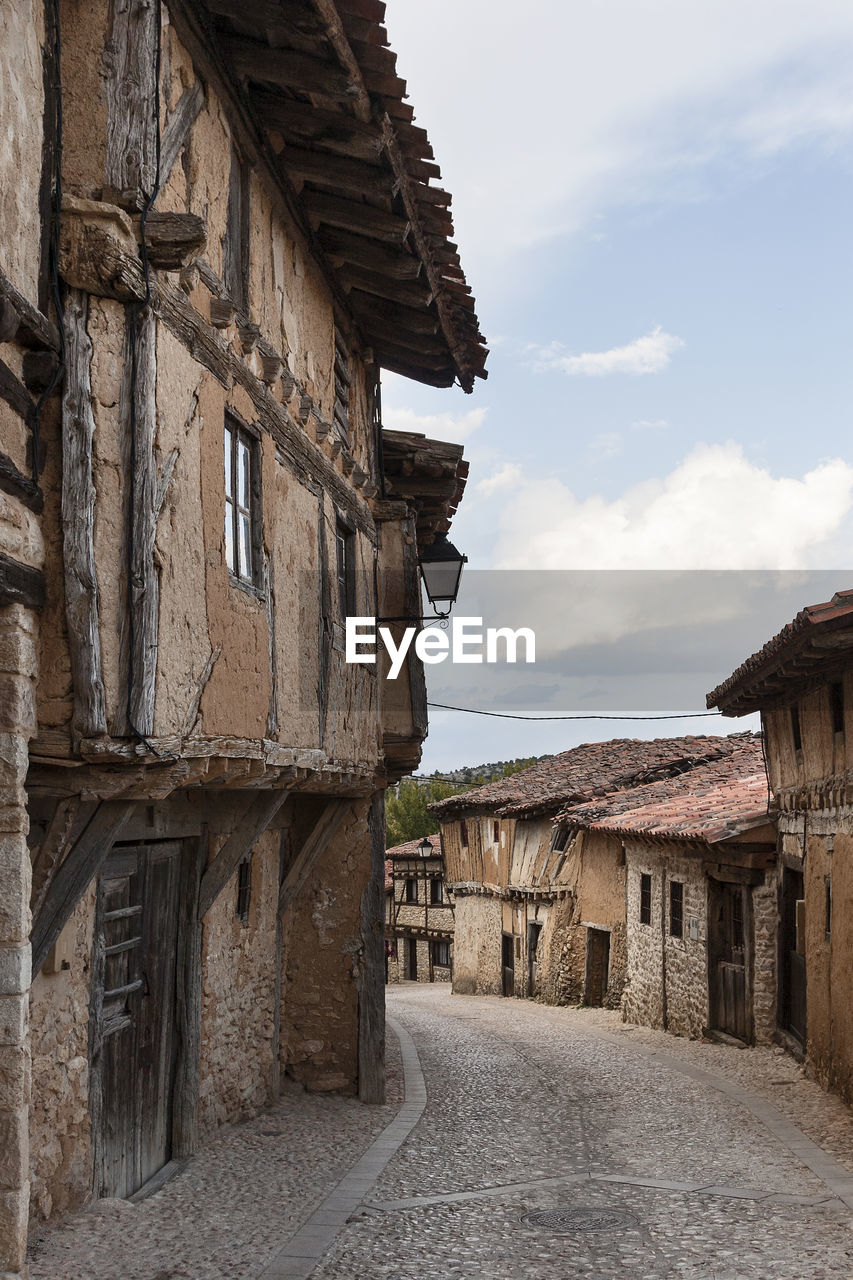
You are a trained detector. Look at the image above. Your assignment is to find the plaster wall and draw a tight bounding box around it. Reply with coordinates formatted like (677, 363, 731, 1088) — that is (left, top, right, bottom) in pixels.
(451, 895, 503, 996)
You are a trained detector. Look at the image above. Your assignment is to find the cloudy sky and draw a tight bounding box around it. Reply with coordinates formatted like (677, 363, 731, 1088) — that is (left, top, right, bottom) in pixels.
(377, 1, 853, 772)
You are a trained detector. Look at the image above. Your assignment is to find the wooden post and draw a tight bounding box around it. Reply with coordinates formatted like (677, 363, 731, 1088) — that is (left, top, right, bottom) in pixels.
(128, 307, 159, 735)
(199, 790, 291, 918)
(103, 0, 160, 208)
(62, 288, 108, 740)
(359, 789, 386, 1104)
(277, 799, 352, 915)
(172, 832, 206, 1158)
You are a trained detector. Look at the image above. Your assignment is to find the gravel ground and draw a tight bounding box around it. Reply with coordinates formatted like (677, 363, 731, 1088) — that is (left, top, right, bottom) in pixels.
(28, 986, 853, 1279)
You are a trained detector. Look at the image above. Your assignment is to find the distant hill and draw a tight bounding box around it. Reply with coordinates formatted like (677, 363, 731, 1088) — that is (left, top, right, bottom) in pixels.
(413, 756, 548, 786)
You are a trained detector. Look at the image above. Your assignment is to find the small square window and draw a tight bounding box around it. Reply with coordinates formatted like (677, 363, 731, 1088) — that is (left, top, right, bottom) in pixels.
(639, 873, 652, 926)
(336, 519, 356, 619)
(431, 939, 450, 968)
(224, 417, 260, 586)
(236, 857, 252, 922)
(493, 821, 500, 844)
(669, 881, 684, 938)
(405, 877, 418, 903)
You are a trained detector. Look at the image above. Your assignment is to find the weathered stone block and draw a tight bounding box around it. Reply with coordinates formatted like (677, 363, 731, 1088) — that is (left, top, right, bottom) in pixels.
(0, 677, 34, 736)
(0, 998, 26, 1047)
(0, 1111, 27, 1191)
(0, 837, 30, 946)
(0, 1186, 28, 1273)
(0, 950, 30, 999)
(0, 631, 37, 680)
(0, 1047, 29, 1109)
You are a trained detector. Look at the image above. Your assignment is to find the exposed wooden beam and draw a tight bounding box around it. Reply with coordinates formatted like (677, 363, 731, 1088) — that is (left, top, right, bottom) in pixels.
(252, 91, 383, 161)
(318, 227, 422, 279)
(141, 211, 207, 270)
(199, 790, 291, 917)
(0, 359, 37, 432)
(31, 800, 136, 976)
(303, 190, 410, 244)
(279, 143, 388, 199)
(358, 790, 386, 1103)
(339, 265, 431, 309)
(278, 798, 352, 914)
(103, 0, 159, 207)
(226, 35, 354, 101)
(359, 316, 448, 356)
(126, 308, 159, 737)
(0, 550, 45, 610)
(348, 292, 439, 334)
(0, 450, 42, 513)
(159, 81, 206, 187)
(0, 265, 59, 350)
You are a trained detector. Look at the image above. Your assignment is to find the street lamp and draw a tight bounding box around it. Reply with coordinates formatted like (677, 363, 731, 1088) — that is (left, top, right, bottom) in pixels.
(419, 532, 467, 619)
(417, 836, 433, 858)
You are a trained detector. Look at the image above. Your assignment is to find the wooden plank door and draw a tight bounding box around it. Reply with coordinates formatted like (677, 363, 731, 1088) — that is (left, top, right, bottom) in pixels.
(584, 928, 610, 1007)
(708, 880, 752, 1042)
(94, 842, 181, 1199)
(780, 866, 806, 1043)
(406, 936, 418, 980)
(501, 933, 515, 997)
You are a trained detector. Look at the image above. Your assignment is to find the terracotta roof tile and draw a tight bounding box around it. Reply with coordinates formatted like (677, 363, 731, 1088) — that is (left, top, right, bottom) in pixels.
(385, 833, 442, 858)
(557, 739, 770, 844)
(430, 733, 757, 820)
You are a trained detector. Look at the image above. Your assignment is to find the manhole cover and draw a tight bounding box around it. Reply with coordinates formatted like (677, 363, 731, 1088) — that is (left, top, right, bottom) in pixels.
(521, 1207, 639, 1233)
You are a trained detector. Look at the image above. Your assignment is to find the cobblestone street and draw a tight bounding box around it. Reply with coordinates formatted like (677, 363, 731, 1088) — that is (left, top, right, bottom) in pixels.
(31, 986, 853, 1279)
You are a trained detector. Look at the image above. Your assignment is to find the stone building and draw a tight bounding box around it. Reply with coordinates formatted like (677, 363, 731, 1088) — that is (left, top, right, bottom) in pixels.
(708, 589, 853, 1097)
(0, 0, 485, 1269)
(433, 735, 752, 1007)
(555, 737, 777, 1043)
(385, 833, 454, 984)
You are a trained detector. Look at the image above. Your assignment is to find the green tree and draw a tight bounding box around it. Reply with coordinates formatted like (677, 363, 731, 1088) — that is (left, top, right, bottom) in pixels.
(385, 778, 461, 847)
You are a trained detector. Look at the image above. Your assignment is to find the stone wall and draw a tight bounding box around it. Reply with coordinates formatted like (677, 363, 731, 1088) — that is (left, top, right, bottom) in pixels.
(386, 937, 452, 984)
(451, 895, 503, 996)
(0, 605, 38, 1277)
(198, 828, 280, 1138)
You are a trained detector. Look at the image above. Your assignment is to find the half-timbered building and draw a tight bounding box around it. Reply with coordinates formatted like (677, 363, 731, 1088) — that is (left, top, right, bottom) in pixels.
(0, 0, 484, 1268)
(384, 833, 454, 984)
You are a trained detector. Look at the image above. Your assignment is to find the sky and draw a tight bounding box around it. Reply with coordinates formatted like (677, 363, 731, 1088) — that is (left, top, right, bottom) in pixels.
(376, 1, 853, 773)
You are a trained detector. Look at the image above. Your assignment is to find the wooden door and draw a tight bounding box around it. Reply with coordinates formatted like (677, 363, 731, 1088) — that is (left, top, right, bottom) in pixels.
(584, 929, 610, 1006)
(501, 933, 515, 997)
(94, 842, 181, 1199)
(406, 936, 418, 981)
(526, 922, 542, 997)
(780, 867, 806, 1044)
(708, 880, 752, 1042)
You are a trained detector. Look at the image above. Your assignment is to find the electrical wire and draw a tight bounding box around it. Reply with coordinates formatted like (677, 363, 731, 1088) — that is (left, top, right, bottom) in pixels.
(426, 702, 725, 722)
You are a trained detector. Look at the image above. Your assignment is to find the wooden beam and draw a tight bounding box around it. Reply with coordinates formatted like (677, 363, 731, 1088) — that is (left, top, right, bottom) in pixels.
(252, 92, 383, 162)
(0, 265, 60, 350)
(303, 190, 410, 245)
(357, 315, 448, 356)
(127, 307, 159, 736)
(62, 289, 107, 738)
(0, 359, 37, 432)
(141, 211, 207, 270)
(339, 265, 431, 309)
(199, 790, 291, 917)
(0, 450, 43, 513)
(225, 36, 354, 100)
(348, 292, 439, 334)
(0, 550, 45, 610)
(103, 0, 159, 207)
(318, 226, 422, 279)
(159, 81, 205, 188)
(278, 798, 352, 914)
(31, 800, 136, 976)
(279, 143, 389, 199)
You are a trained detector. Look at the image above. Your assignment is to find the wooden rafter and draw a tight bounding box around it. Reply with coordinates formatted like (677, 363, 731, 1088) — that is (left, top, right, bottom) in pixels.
(199, 789, 292, 917)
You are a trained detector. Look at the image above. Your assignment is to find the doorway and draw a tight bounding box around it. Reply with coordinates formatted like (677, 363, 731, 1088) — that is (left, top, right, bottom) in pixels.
(526, 921, 542, 997)
(501, 932, 515, 997)
(708, 879, 752, 1042)
(93, 842, 182, 1199)
(406, 936, 418, 981)
(584, 928, 610, 1006)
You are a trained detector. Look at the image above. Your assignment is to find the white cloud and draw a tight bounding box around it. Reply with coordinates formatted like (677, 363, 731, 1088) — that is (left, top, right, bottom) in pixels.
(383, 1, 853, 260)
(587, 432, 623, 462)
(486, 442, 853, 571)
(632, 419, 671, 431)
(474, 462, 524, 497)
(533, 327, 685, 377)
(381, 404, 486, 443)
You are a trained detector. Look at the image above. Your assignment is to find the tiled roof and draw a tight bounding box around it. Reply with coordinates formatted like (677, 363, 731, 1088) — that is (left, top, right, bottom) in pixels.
(384, 859, 393, 893)
(556, 739, 771, 844)
(707, 588, 853, 716)
(430, 734, 756, 820)
(385, 833, 443, 858)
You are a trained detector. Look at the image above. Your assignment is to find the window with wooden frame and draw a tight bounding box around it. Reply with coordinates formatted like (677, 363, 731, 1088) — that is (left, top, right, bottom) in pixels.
(236, 857, 252, 922)
(404, 877, 418, 903)
(430, 877, 444, 905)
(431, 939, 450, 968)
(460, 820, 469, 848)
(336, 517, 356, 619)
(224, 416, 261, 587)
(790, 703, 802, 753)
(830, 682, 845, 738)
(669, 880, 684, 938)
(493, 821, 500, 844)
(825, 876, 832, 941)
(552, 825, 569, 852)
(639, 873, 652, 926)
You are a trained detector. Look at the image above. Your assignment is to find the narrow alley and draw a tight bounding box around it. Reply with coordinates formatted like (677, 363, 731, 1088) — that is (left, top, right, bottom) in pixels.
(30, 986, 853, 1280)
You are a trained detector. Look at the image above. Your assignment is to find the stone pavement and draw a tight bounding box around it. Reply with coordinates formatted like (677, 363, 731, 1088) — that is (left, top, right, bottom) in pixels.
(29, 985, 853, 1278)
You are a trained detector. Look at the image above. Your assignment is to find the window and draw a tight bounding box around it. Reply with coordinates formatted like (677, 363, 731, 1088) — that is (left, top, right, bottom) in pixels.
(791, 703, 802, 753)
(460, 820, 469, 848)
(236, 857, 252, 922)
(431, 939, 450, 968)
(336, 518, 356, 619)
(639, 873, 652, 926)
(430, 877, 444, 905)
(669, 881, 684, 938)
(552, 826, 569, 853)
(404, 877, 418, 903)
(493, 821, 500, 844)
(831, 683, 845, 736)
(825, 877, 832, 940)
(224, 418, 260, 585)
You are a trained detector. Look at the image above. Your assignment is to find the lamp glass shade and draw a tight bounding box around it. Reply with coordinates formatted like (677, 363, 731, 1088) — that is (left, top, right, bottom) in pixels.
(417, 837, 433, 857)
(419, 532, 467, 610)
